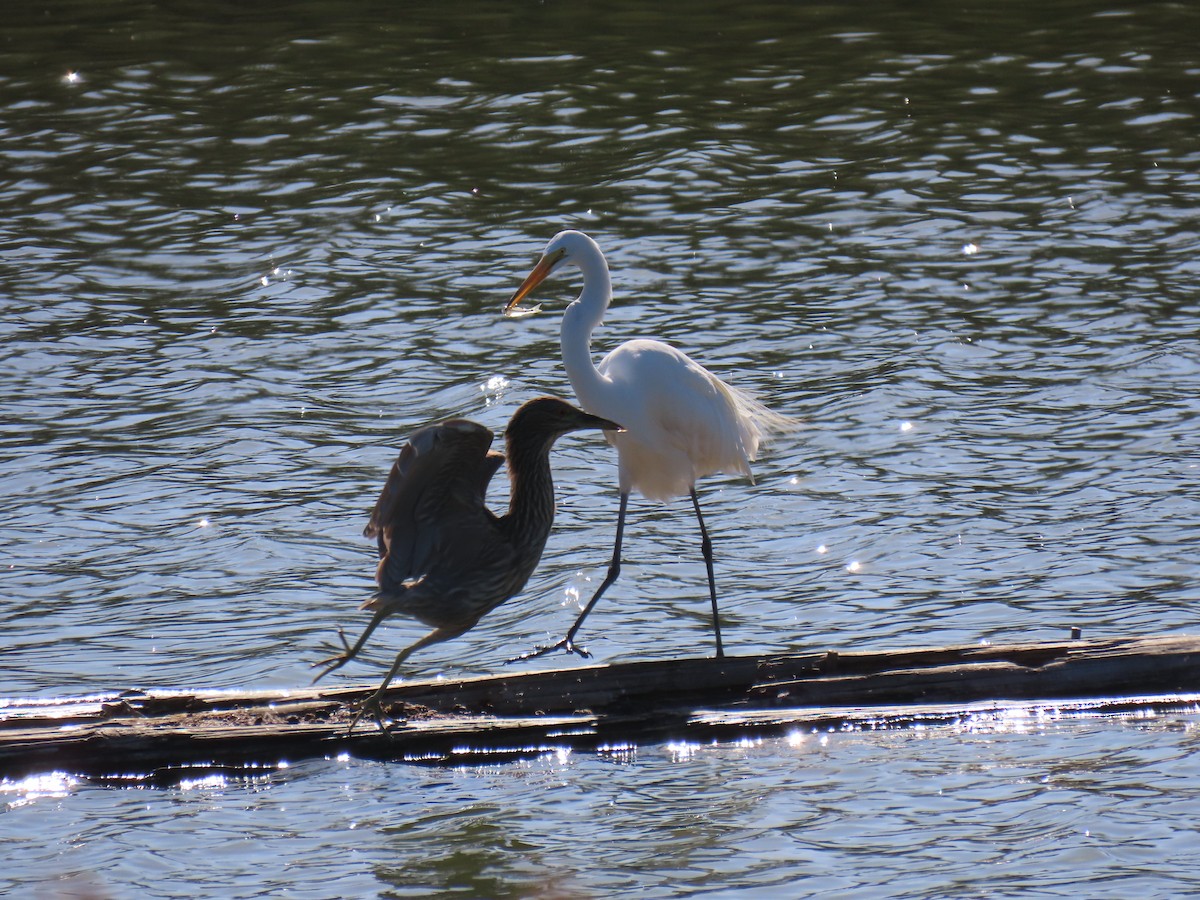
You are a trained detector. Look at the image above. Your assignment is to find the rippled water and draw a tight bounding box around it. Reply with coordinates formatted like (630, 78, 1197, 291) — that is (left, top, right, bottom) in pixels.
(3, 0, 1199, 895)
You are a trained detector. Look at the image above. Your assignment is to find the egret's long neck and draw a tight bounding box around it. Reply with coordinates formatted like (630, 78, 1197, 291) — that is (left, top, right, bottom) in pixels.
(560, 249, 613, 416)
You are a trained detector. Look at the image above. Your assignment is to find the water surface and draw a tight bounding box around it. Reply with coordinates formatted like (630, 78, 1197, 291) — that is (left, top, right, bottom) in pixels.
(2, 0, 1199, 895)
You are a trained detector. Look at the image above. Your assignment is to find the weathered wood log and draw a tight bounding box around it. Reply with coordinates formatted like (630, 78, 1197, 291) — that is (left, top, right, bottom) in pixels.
(3, 634, 1199, 783)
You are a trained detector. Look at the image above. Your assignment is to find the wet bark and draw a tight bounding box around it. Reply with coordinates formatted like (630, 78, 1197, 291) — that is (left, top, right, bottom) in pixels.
(3, 634, 1198, 783)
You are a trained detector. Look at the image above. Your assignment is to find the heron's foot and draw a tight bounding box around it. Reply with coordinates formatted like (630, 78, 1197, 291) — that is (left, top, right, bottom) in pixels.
(507, 637, 592, 663)
(345, 690, 406, 737)
(310, 627, 359, 685)
(311, 654, 349, 685)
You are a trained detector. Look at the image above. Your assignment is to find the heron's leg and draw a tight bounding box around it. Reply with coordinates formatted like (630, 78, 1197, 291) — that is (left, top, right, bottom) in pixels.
(311, 606, 391, 684)
(690, 488, 725, 659)
(513, 491, 629, 661)
(348, 623, 472, 736)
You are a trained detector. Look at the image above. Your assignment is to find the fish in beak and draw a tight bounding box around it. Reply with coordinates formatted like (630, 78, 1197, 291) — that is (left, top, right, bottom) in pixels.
(504, 247, 566, 317)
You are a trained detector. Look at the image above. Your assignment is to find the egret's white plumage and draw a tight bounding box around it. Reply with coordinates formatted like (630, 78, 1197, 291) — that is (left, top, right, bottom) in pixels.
(506, 230, 794, 658)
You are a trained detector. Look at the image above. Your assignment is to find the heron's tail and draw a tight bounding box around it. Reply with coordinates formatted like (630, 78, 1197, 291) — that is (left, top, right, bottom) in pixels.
(360, 576, 420, 613)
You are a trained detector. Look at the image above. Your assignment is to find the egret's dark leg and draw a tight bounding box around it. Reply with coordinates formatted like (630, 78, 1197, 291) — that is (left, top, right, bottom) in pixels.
(514, 490, 629, 661)
(690, 488, 725, 658)
(564, 489, 629, 650)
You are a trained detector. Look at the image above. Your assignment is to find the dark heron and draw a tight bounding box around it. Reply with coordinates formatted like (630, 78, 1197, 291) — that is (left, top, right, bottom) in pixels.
(506, 231, 795, 660)
(313, 397, 618, 716)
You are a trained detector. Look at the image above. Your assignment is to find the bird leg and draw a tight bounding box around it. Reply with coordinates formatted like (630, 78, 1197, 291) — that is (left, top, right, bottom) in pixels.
(690, 488, 725, 659)
(310, 606, 391, 684)
(512, 491, 629, 662)
(311, 605, 472, 734)
(346, 624, 473, 736)
(345, 644, 418, 736)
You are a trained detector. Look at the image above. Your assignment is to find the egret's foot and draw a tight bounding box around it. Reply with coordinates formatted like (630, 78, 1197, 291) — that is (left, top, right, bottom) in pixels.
(507, 638, 592, 663)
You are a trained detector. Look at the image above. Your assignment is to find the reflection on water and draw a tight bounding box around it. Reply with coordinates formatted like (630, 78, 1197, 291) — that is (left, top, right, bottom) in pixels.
(1, 0, 1199, 895)
(4, 711, 1200, 897)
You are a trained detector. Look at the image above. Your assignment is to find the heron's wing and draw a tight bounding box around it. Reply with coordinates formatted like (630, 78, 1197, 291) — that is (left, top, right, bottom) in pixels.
(366, 419, 499, 592)
(374, 518, 521, 630)
(477, 450, 505, 500)
(364, 427, 428, 552)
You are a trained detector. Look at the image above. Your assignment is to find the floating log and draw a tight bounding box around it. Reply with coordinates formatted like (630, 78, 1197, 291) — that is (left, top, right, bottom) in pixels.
(3, 634, 1199, 783)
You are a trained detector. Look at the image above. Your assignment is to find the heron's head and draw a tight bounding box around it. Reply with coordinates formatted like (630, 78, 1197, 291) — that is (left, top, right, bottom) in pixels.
(504, 230, 599, 316)
(505, 396, 620, 444)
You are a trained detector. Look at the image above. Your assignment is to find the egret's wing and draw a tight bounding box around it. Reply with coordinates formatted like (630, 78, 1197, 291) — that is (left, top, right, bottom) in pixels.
(596, 338, 795, 500)
(365, 419, 498, 593)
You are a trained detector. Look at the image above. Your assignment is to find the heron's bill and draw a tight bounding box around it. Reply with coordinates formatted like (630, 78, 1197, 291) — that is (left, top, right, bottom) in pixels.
(504, 249, 563, 316)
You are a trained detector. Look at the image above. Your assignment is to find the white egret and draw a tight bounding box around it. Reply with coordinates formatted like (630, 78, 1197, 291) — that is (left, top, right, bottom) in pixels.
(506, 231, 794, 659)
